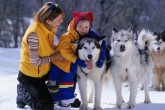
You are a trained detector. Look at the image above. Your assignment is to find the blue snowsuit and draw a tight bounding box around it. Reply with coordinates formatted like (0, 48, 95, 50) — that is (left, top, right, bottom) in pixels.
(48, 63, 77, 102)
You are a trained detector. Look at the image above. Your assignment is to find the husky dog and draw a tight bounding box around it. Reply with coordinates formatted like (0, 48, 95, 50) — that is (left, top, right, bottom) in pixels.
(110, 28, 155, 109)
(76, 35, 111, 110)
(151, 30, 165, 91)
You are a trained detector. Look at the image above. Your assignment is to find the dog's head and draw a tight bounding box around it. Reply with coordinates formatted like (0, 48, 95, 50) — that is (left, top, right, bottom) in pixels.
(152, 30, 165, 55)
(76, 35, 105, 70)
(111, 27, 134, 56)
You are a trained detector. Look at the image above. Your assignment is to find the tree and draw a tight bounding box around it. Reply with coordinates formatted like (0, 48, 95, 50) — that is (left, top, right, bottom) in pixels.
(1, 0, 165, 48)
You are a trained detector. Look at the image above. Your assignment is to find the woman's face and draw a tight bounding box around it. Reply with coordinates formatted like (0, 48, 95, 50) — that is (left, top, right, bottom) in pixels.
(76, 20, 90, 36)
(46, 14, 63, 30)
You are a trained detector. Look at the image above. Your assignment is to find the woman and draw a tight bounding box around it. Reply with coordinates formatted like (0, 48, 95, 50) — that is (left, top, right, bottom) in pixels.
(16, 2, 64, 110)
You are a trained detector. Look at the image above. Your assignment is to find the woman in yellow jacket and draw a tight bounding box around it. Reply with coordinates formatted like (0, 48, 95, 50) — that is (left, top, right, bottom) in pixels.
(47, 11, 107, 109)
(17, 2, 64, 110)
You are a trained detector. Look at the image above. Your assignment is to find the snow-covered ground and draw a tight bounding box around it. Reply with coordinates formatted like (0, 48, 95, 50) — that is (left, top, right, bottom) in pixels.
(0, 47, 165, 110)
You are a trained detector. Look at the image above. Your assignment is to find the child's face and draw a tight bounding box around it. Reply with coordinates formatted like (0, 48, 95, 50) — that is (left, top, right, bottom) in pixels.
(76, 20, 90, 36)
(46, 14, 63, 30)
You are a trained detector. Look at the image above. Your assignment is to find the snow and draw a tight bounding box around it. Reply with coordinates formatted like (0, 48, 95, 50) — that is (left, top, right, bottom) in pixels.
(0, 48, 165, 110)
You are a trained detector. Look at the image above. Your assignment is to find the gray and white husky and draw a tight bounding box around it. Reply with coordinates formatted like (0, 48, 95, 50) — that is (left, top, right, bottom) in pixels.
(151, 30, 165, 91)
(76, 35, 111, 110)
(110, 28, 155, 109)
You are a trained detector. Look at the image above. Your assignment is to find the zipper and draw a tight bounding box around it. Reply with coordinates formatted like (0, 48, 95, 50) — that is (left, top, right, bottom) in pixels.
(38, 65, 40, 74)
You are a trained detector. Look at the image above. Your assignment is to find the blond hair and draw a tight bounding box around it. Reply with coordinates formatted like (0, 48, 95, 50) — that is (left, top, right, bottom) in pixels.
(34, 2, 64, 25)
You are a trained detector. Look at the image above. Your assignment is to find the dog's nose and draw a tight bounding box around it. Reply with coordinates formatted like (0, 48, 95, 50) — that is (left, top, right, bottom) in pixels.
(120, 45, 125, 52)
(157, 47, 160, 51)
(87, 55, 92, 59)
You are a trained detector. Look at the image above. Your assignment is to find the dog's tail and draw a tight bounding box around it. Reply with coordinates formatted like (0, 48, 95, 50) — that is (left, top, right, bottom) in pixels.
(137, 29, 156, 50)
(105, 44, 111, 72)
(103, 44, 112, 85)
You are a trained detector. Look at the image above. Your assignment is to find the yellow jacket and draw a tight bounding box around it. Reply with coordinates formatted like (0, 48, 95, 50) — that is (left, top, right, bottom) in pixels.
(52, 21, 79, 72)
(19, 21, 55, 78)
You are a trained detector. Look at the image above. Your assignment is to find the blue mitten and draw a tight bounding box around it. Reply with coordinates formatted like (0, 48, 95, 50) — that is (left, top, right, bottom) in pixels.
(96, 40, 106, 68)
(75, 58, 87, 68)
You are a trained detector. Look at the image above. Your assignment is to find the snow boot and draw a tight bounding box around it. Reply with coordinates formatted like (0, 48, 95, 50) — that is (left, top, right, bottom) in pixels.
(70, 98, 81, 108)
(16, 84, 26, 108)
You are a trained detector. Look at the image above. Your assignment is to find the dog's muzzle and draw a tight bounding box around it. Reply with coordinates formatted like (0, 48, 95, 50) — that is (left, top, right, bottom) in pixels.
(85, 54, 93, 70)
(120, 45, 125, 52)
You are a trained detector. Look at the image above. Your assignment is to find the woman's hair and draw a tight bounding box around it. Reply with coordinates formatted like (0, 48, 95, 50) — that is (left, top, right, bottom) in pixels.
(34, 2, 64, 24)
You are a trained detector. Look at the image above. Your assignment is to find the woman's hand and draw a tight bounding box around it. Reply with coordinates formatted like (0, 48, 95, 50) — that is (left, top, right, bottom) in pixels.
(50, 52, 66, 62)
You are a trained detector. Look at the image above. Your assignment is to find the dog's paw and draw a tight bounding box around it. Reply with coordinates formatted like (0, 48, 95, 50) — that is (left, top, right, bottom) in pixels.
(127, 104, 135, 109)
(144, 99, 151, 104)
(140, 86, 144, 90)
(162, 87, 165, 91)
(154, 87, 160, 91)
(93, 106, 102, 110)
(80, 105, 88, 110)
(115, 104, 122, 108)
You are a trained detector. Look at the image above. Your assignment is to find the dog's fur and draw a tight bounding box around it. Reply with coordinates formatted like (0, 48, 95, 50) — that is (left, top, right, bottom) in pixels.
(151, 30, 165, 91)
(110, 28, 155, 109)
(76, 35, 111, 110)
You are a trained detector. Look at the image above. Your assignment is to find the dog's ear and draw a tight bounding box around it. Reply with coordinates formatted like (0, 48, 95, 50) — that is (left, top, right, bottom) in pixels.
(112, 28, 118, 35)
(96, 35, 106, 47)
(112, 27, 118, 32)
(97, 35, 106, 41)
(161, 37, 165, 42)
(77, 41, 84, 49)
(161, 30, 165, 42)
(153, 32, 158, 36)
(128, 27, 133, 34)
(76, 41, 84, 56)
(161, 30, 165, 37)
(163, 30, 165, 33)
(71, 41, 78, 48)
(99, 40, 103, 47)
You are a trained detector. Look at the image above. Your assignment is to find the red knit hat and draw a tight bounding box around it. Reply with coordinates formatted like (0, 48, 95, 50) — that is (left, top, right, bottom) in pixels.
(72, 11, 94, 27)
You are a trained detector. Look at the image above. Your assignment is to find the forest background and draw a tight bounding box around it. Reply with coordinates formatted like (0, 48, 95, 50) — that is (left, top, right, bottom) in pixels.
(0, 0, 165, 48)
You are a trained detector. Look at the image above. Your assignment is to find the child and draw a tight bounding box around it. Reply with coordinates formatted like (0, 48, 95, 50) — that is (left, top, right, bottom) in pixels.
(47, 11, 106, 109)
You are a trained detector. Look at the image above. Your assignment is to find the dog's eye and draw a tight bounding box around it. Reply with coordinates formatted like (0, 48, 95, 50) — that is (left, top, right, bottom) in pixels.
(159, 41, 162, 44)
(83, 47, 87, 49)
(125, 40, 128, 42)
(92, 47, 95, 49)
(117, 39, 120, 42)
